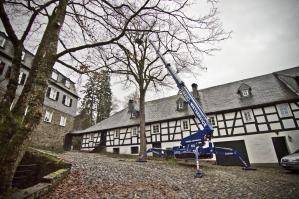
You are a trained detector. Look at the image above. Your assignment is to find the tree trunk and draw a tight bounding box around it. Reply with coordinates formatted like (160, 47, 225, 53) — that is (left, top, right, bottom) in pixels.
(0, 0, 67, 195)
(139, 89, 147, 155)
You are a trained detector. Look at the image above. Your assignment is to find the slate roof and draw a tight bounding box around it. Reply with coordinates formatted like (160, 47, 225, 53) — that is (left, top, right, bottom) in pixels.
(72, 66, 299, 134)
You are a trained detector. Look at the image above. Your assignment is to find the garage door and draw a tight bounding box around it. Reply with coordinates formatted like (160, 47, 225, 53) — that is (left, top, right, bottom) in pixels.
(214, 140, 249, 166)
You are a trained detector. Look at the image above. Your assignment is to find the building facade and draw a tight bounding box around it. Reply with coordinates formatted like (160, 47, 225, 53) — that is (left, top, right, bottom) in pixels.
(72, 67, 299, 164)
(0, 32, 79, 149)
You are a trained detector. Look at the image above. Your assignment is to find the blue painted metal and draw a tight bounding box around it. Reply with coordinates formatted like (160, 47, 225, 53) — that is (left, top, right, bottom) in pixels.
(137, 41, 255, 175)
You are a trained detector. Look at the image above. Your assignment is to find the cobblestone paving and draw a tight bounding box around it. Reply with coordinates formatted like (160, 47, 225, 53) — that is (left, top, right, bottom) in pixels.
(45, 151, 299, 199)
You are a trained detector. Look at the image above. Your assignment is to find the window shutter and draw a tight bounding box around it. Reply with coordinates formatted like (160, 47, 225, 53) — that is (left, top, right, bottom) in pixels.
(20, 73, 26, 85)
(56, 91, 60, 101)
(46, 87, 51, 97)
(0, 62, 5, 75)
(62, 95, 66, 105)
(69, 98, 73, 107)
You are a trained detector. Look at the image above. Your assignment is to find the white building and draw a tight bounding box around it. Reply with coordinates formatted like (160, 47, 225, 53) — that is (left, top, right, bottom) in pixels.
(71, 66, 299, 165)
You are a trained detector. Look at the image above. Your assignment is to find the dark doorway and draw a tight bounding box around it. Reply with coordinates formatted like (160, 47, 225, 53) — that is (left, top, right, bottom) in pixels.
(131, 146, 139, 154)
(272, 136, 289, 163)
(214, 140, 249, 166)
(113, 148, 119, 154)
(152, 142, 161, 157)
(63, 133, 72, 151)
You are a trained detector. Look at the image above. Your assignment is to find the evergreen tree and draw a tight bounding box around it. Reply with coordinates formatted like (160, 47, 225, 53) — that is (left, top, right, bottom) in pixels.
(96, 70, 112, 122)
(81, 71, 112, 125)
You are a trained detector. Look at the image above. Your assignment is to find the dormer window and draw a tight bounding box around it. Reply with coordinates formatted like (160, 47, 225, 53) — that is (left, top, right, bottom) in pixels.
(242, 89, 249, 97)
(237, 83, 252, 98)
(176, 98, 186, 111)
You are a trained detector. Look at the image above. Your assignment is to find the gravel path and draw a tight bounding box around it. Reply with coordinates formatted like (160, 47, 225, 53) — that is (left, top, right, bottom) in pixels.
(45, 151, 299, 199)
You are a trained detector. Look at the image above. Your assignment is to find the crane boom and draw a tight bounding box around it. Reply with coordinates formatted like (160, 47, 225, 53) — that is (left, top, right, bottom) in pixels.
(149, 41, 213, 138)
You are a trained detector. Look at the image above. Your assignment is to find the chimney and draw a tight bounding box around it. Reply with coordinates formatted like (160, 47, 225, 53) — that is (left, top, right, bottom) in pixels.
(191, 83, 200, 102)
(128, 99, 135, 114)
(128, 99, 139, 118)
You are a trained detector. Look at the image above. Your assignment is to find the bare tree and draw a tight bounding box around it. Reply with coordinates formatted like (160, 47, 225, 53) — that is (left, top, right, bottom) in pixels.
(0, 0, 182, 194)
(95, 1, 230, 155)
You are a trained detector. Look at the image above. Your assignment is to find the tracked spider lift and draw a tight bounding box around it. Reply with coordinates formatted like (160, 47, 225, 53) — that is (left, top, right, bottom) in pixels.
(137, 40, 255, 177)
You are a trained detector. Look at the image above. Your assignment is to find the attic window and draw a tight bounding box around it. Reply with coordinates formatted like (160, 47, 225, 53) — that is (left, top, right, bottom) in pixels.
(237, 83, 252, 98)
(242, 90, 249, 97)
(176, 98, 186, 111)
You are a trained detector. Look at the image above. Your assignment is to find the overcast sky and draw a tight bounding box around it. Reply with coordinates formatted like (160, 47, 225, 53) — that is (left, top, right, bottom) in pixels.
(140, 0, 299, 101)
(1, 0, 299, 110)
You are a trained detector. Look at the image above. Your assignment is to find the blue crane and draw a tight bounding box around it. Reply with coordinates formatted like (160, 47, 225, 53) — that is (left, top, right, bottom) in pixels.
(137, 40, 255, 177)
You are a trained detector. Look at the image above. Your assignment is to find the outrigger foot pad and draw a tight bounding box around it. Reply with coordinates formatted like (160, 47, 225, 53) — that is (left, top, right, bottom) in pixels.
(136, 158, 147, 162)
(194, 171, 203, 178)
(243, 167, 256, 171)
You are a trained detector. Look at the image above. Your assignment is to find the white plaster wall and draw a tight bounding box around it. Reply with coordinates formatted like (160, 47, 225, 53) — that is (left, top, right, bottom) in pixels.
(213, 130, 299, 164)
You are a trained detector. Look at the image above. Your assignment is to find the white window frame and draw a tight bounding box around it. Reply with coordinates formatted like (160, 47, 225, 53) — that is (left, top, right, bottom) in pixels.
(132, 127, 138, 137)
(152, 124, 160, 134)
(21, 51, 25, 61)
(65, 79, 71, 88)
(277, 104, 291, 118)
(114, 129, 120, 139)
(44, 110, 53, 123)
(51, 71, 58, 80)
(59, 116, 67, 126)
(64, 95, 71, 106)
(0, 37, 6, 48)
(208, 116, 216, 126)
(181, 119, 189, 130)
(49, 88, 58, 100)
(242, 109, 254, 123)
(242, 89, 249, 97)
(178, 101, 184, 110)
(18, 71, 25, 85)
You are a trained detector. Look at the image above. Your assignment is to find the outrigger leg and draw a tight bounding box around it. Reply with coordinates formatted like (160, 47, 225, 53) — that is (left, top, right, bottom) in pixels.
(194, 146, 203, 178)
(214, 147, 256, 170)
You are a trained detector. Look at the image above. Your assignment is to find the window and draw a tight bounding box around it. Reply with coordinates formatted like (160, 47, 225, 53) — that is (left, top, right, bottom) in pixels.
(0, 61, 5, 75)
(0, 37, 6, 48)
(181, 120, 189, 130)
(152, 124, 160, 134)
(208, 116, 216, 126)
(176, 98, 185, 111)
(51, 71, 58, 80)
(178, 101, 184, 110)
(242, 110, 254, 123)
(5, 66, 11, 79)
(113, 148, 119, 154)
(62, 95, 72, 107)
(131, 146, 139, 154)
(65, 79, 71, 88)
(47, 87, 59, 100)
(238, 83, 252, 98)
(132, 127, 138, 136)
(21, 51, 25, 61)
(44, 110, 53, 123)
(114, 129, 120, 138)
(277, 104, 291, 118)
(18, 72, 26, 85)
(59, 116, 67, 126)
(242, 90, 249, 97)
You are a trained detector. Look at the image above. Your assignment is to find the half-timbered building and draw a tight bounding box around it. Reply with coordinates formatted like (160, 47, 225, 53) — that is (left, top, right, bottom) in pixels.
(71, 66, 299, 164)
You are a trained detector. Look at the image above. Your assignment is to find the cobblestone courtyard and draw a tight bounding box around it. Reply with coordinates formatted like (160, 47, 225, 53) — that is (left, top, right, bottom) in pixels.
(45, 151, 299, 199)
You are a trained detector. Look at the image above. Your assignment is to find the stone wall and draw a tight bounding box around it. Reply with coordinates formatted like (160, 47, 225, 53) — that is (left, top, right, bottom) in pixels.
(30, 105, 75, 150)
